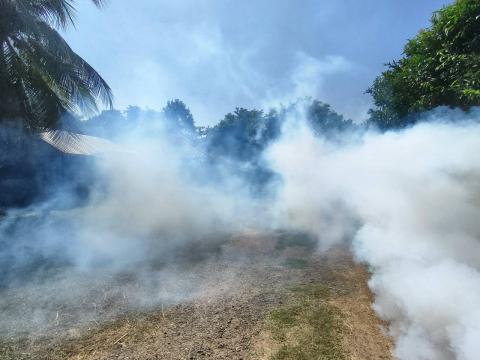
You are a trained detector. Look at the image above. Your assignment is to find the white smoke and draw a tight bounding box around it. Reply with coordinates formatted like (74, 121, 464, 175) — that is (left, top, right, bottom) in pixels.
(69, 124, 266, 270)
(266, 113, 480, 360)
(4, 103, 480, 360)
(0, 116, 268, 336)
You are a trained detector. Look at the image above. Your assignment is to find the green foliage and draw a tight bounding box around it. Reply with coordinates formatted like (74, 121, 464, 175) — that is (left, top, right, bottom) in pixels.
(205, 107, 278, 194)
(207, 99, 354, 163)
(367, 0, 480, 129)
(305, 99, 354, 137)
(0, 0, 112, 129)
(82, 109, 126, 138)
(81, 100, 196, 140)
(208, 107, 278, 161)
(162, 99, 195, 131)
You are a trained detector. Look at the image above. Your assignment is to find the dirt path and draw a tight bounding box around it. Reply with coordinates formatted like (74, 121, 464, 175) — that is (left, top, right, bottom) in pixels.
(0, 233, 393, 359)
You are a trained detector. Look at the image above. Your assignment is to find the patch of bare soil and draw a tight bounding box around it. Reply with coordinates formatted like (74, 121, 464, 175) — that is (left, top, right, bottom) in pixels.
(0, 233, 393, 359)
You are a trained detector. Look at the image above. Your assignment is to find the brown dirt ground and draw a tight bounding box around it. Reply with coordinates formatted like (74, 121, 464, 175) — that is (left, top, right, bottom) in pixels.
(0, 233, 393, 360)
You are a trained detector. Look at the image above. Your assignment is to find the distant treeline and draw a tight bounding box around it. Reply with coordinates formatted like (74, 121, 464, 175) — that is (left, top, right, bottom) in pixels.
(0, 97, 356, 208)
(1, 0, 480, 208)
(71, 98, 354, 152)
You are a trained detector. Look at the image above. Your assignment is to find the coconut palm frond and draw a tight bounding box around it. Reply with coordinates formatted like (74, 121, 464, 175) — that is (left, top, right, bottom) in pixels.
(0, 0, 113, 129)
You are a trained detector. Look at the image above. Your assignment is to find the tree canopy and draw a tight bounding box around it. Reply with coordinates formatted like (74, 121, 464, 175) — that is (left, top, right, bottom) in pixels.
(207, 99, 354, 163)
(0, 0, 112, 129)
(162, 99, 195, 131)
(207, 108, 275, 162)
(367, 0, 480, 129)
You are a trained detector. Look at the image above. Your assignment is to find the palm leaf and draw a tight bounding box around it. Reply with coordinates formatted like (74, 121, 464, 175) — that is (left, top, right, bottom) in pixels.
(0, 0, 113, 129)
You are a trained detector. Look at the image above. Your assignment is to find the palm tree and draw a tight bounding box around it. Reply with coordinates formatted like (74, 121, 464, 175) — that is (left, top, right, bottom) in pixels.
(0, 0, 113, 129)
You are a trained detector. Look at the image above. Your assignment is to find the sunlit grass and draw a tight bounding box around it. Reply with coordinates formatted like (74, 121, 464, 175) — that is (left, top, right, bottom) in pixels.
(275, 232, 317, 251)
(267, 284, 347, 360)
(283, 258, 308, 269)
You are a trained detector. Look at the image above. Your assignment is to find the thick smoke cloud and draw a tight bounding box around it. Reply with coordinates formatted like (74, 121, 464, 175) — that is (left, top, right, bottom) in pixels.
(2, 106, 480, 360)
(266, 109, 480, 360)
(71, 123, 267, 270)
(0, 116, 268, 336)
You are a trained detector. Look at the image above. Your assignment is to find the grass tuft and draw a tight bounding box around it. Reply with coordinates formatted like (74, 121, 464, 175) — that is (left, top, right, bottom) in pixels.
(267, 283, 347, 360)
(283, 258, 308, 269)
(275, 232, 317, 251)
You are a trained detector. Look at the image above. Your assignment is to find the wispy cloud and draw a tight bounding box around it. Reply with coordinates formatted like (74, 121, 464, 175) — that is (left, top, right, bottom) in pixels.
(64, 0, 450, 124)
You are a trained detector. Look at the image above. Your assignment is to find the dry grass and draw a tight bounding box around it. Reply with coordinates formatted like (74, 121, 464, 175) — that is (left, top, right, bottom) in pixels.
(0, 235, 393, 360)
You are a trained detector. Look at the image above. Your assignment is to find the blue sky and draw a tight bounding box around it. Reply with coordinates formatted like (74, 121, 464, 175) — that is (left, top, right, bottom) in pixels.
(64, 0, 451, 125)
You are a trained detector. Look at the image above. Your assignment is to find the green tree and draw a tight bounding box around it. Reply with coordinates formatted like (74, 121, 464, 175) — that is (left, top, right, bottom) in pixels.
(208, 108, 268, 161)
(0, 0, 112, 129)
(305, 99, 354, 137)
(162, 99, 195, 131)
(367, 0, 480, 129)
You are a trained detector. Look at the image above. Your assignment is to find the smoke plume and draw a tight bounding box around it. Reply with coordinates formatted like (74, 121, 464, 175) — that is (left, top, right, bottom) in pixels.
(2, 105, 480, 360)
(0, 116, 267, 336)
(266, 109, 480, 360)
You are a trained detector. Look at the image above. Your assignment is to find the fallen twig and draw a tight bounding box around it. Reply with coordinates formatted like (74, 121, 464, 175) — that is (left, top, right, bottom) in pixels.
(113, 332, 128, 345)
